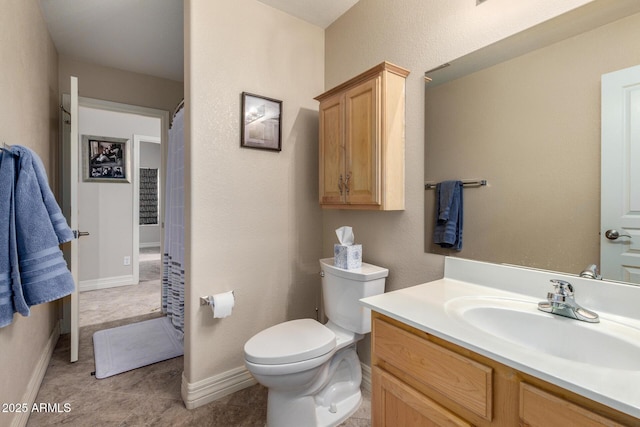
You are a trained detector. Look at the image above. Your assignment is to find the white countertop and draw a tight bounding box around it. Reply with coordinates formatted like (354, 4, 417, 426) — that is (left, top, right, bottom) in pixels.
(360, 257, 640, 419)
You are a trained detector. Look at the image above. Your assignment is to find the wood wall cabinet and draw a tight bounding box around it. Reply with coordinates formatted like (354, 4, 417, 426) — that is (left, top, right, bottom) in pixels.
(315, 62, 409, 210)
(371, 312, 638, 427)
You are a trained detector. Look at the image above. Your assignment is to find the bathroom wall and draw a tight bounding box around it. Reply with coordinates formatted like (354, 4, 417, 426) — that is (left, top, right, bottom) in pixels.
(184, 0, 324, 406)
(58, 55, 183, 113)
(322, 0, 597, 362)
(0, 1, 60, 426)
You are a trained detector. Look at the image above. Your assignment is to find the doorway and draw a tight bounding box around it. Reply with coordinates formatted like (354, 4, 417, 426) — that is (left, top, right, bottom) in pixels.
(71, 96, 169, 329)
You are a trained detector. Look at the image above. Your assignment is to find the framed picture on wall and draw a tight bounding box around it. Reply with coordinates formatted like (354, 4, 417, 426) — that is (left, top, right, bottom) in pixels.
(240, 92, 282, 151)
(82, 135, 131, 182)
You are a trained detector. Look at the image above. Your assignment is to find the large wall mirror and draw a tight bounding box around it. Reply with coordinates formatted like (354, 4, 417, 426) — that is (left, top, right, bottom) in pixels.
(424, 0, 640, 284)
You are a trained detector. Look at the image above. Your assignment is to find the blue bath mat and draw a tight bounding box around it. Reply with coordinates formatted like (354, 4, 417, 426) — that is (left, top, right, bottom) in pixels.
(93, 317, 183, 379)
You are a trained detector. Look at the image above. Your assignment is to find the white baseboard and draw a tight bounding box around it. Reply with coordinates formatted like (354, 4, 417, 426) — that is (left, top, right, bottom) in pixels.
(181, 361, 372, 411)
(13, 321, 60, 427)
(140, 242, 161, 249)
(361, 362, 372, 393)
(79, 275, 135, 292)
(182, 366, 257, 410)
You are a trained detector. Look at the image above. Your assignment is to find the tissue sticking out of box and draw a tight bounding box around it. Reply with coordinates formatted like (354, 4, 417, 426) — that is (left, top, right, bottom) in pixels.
(336, 226, 355, 246)
(334, 226, 362, 269)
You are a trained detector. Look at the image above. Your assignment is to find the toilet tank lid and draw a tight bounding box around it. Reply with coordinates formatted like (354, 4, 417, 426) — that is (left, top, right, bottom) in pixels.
(244, 319, 336, 365)
(320, 258, 389, 281)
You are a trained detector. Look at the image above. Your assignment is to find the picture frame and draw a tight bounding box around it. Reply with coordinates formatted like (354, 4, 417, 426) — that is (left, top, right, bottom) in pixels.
(241, 92, 282, 151)
(82, 135, 130, 183)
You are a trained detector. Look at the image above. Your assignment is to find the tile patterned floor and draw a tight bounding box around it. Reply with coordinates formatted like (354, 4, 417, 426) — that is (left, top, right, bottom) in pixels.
(27, 252, 371, 426)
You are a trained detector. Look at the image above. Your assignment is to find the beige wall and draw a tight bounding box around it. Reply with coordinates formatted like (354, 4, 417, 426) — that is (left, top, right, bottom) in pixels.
(0, 1, 60, 426)
(184, 0, 324, 402)
(425, 12, 640, 274)
(59, 55, 183, 113)
(323, 0, 599, 290)
(323, 0, 597, 361)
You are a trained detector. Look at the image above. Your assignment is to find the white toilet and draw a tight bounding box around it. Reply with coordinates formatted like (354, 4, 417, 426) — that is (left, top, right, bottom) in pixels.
(244, 257, 388, 427)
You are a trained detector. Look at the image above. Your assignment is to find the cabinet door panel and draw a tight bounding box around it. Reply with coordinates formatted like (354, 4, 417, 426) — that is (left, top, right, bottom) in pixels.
(373, 367, 471, 427)
(345, 77, 380, 205)
(374, 318, 493, 420)
(520, 384, 624, 427)
(319, 94, 345, 204)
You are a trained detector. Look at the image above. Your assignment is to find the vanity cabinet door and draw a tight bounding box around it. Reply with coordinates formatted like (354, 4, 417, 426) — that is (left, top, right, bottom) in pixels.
(520, 384, 625, 427)
(372, 367, 471, 427)
(373, 317, 493, 421)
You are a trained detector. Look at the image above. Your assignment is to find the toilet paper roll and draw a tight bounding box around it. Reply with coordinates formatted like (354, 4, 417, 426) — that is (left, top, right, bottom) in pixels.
(209, 291, 235, 318)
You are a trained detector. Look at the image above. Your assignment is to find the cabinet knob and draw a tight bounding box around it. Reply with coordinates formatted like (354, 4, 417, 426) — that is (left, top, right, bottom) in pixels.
(338, 174, 344, 195)
(345, 173, 351, 194)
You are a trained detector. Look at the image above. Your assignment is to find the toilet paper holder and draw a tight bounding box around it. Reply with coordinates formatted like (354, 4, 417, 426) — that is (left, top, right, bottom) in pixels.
(200, 291, 235, 306)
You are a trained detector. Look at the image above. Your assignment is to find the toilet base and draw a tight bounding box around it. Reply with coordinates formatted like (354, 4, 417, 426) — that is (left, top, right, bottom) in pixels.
(265, 346, 363, 427)
(266, 389, 362, 427)
(316, 390, 362, 427)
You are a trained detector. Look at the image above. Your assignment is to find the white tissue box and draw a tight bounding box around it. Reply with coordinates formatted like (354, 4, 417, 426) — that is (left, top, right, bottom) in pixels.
(334, 244, 362, 269)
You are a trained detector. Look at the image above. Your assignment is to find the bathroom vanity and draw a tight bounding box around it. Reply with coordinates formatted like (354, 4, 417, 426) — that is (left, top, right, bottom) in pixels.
(360, 258, 640, 426)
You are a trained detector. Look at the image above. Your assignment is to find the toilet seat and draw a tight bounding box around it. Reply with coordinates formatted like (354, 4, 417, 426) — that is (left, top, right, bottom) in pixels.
(244, 319, 336, 365)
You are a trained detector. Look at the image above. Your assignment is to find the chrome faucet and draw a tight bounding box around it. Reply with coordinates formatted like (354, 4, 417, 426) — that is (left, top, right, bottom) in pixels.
(579, 264, 601, 280)
(537, 279, 599, 323)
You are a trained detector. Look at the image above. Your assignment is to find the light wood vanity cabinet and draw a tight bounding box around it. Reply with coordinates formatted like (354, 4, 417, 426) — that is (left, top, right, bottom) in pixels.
(315, 62, 409, 210)
(371, 312, 637, 427)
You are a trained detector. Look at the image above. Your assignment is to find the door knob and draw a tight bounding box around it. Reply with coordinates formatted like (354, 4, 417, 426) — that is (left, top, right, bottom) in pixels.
(73, 230, 90, 239)
(605, 229, 631, 240)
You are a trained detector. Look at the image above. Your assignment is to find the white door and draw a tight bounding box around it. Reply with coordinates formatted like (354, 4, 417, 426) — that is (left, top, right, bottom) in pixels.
(61, 77, 80, 362)
(601, 64, 640, 283)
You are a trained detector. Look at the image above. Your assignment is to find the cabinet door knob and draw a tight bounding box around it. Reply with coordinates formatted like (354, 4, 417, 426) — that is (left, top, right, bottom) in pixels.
(338, 174, 344, 195)
(345, 172, 351, 194)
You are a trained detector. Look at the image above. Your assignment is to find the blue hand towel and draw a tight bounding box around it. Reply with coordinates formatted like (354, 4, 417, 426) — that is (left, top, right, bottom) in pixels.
(433, 180, 463, 250)
(10, 146, 75, 309)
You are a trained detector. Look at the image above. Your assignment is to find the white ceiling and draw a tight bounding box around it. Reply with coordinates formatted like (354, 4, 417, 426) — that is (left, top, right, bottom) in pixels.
(258, 0, 359, 28)
(39, 0, 359, 83)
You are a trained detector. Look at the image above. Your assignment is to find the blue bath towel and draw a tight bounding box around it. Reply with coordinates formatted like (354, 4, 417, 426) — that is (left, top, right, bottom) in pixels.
(0, 151, 12, 327)
(11, 146, 75, 308)
(0, 146, 75, 328)
(27, 146, 74, 244)
(433, 180, 463, 251)
(0, 149, 29, 327)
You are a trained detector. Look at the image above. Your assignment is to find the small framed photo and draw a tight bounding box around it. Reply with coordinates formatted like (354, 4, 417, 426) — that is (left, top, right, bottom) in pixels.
(241, 92, 282, 151)
(82, 135, 130, 183)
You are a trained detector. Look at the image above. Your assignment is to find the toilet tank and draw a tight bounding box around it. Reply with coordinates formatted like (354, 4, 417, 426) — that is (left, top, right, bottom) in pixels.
(319, 258, 388, 334)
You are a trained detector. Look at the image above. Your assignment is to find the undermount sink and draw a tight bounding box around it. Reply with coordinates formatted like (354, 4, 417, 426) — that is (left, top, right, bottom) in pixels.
(445, 296, 640, 371)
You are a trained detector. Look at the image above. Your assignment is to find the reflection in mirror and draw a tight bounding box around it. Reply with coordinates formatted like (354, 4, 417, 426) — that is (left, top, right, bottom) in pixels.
(424, 1, 640, 284)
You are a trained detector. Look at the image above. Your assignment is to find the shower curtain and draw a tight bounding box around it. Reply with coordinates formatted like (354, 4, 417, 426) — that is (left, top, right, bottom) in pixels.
(162, 105, 185, 338)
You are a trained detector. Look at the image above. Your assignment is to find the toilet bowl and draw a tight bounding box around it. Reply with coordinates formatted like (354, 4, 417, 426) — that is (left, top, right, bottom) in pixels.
(244, 258, 388, 427)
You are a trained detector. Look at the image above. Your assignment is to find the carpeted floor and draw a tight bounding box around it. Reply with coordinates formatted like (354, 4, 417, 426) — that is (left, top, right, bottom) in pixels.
(80, 247, 162, 327)
(140, 246, 162, 282)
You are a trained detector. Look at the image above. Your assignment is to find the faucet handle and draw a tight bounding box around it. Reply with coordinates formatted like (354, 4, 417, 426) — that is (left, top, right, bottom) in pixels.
(550, 279, 574, 296)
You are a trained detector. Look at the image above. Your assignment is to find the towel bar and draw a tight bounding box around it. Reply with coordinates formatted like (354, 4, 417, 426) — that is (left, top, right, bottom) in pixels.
(425, 179, 487, 190)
